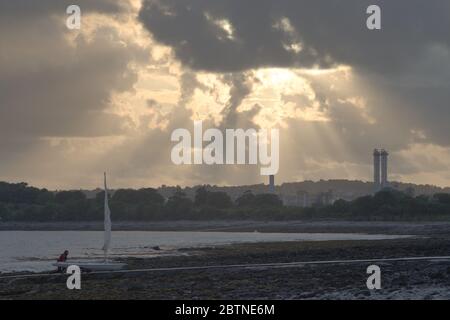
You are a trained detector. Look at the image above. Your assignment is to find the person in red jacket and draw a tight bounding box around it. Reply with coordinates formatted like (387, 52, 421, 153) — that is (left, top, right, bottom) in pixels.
(56, 250, 69, 272)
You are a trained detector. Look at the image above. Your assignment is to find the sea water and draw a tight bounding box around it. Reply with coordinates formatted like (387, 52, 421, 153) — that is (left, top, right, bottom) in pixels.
(0, 231, 410, 273)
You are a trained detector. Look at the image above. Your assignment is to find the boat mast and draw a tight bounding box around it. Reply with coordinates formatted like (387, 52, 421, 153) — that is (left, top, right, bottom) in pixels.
(103, 172, 112, 262)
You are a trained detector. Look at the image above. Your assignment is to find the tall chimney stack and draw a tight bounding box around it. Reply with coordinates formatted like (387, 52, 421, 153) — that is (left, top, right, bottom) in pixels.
(373, 149, 381, 192)
(380, 149, 389, 188)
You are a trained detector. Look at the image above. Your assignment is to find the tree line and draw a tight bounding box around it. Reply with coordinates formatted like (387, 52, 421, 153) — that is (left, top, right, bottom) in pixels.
(1, 181, 450, 221)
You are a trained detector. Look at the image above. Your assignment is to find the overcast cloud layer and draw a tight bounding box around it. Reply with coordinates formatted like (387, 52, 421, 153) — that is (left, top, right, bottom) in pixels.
(1, 0, 450, 189)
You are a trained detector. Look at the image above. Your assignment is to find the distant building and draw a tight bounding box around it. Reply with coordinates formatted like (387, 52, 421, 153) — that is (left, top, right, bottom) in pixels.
(314, 189, 334, 207)
(281, 190, 310, 207)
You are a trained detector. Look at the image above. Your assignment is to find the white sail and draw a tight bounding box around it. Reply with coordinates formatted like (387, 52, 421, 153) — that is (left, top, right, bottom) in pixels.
(102, 172, 112, 259)
(52, 172, 126, 271)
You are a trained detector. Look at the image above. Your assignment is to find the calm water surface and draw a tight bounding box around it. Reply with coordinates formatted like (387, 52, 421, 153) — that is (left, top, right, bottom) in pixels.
(0, 231, 411, 273)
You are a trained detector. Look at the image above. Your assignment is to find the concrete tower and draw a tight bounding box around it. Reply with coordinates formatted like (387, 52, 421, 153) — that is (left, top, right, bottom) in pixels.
(373, 149, 381, 191)
(269, 175, 275, 193)
(380, 149, 389, 188)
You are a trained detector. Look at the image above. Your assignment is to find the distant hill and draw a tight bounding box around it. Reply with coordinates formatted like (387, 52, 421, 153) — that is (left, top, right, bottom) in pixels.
(76, 179, 450, 203)
(156, 179, 450, 202)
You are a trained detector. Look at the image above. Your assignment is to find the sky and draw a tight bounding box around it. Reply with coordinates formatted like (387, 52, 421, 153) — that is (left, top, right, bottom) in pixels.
(1, 0, 450, 190)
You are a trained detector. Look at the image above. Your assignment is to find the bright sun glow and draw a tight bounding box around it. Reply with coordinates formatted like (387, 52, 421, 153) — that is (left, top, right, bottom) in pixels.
(256, 68, 296, 85)
(297, 65, 352, 77)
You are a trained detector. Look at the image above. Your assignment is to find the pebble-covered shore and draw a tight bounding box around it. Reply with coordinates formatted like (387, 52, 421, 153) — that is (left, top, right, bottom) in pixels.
(2, 235, 450, 299)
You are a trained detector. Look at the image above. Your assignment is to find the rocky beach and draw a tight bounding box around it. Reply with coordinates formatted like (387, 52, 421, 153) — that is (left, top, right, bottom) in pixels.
(1, 221, 450, 300)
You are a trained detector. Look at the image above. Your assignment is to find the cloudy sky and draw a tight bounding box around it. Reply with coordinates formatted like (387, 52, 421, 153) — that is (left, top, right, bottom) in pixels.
(1, 0, 450, 189)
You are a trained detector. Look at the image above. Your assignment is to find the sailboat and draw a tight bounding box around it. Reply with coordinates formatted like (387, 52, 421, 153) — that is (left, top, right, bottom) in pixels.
(53, 173, 126, 271)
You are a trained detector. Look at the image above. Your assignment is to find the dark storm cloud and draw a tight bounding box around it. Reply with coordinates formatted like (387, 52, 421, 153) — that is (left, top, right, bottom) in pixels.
(139, 0, 450, 153)
(0, 0, 130, 18)
(1, 0, 450, 188)
(138, 0, 328, 72)
(139, 0, 450, 73)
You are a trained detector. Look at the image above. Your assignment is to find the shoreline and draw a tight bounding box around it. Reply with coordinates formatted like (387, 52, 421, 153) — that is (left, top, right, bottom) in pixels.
(2, 236, 450, 299)
(2, 220, 450, 234)
(3, 221, 450, 299)
(0, 229, 414, 274)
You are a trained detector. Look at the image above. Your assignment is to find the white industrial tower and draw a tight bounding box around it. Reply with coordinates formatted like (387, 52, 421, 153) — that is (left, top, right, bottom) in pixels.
(373, 149, 381, 191)
(380, 149, 389, 188)
(373, 148, 389, 192)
